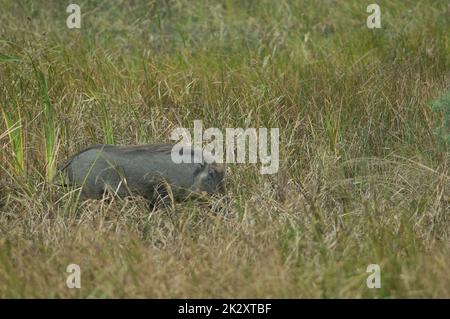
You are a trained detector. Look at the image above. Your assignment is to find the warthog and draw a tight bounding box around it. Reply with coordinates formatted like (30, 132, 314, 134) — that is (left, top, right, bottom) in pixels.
(53, 144, 226, 203)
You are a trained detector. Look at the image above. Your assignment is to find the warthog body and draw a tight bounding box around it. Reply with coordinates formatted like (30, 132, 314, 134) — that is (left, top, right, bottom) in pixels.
(54, 144, 225, 202)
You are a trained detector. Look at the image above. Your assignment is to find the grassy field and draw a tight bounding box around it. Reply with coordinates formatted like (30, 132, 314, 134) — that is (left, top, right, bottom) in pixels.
(0, 0, 449, 298)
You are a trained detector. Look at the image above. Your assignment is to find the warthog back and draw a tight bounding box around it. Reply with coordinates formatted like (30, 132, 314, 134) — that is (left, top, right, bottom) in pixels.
(54, 144, 225, 202)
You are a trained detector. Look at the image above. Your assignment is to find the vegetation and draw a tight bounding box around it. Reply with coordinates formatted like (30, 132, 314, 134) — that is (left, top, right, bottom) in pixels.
(0, 0, 449, 298)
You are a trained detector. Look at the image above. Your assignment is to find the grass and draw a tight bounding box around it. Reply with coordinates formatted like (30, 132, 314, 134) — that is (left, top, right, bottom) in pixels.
(0, 0, 449, 298)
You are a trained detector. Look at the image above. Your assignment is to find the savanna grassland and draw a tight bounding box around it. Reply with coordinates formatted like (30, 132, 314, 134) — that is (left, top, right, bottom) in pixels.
(0, 0, 449, 298)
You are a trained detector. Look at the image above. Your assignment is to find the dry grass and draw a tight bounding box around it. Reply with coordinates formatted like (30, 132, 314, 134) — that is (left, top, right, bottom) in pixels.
(0, 0, 449, 298)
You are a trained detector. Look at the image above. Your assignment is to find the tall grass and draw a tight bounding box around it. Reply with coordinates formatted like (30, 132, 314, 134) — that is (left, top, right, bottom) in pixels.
(432, 89, 450, 147)
(33, 64, 58, 182)
(0, 0, 449, 298)
(1, 100, 24, 175)
(1, 54, 25, 175)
